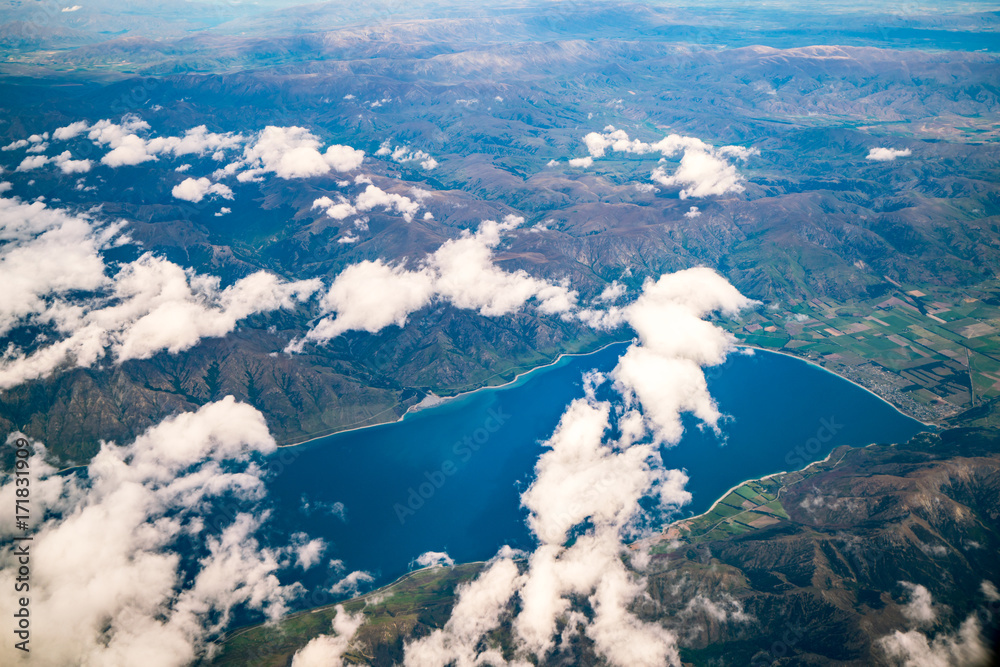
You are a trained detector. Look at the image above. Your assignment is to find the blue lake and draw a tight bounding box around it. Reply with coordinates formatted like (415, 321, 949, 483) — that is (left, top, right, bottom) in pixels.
(262, 343, 925, 606)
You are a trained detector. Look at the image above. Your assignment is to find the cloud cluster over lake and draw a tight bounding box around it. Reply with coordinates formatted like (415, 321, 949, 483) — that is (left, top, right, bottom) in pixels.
(404, 267, 755, 666)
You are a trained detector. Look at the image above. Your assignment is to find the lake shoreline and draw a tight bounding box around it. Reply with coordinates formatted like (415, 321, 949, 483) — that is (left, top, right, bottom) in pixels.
(274, 338, 631, 450)
(274, 339, 931, 453)
(743, 345, 939, 428)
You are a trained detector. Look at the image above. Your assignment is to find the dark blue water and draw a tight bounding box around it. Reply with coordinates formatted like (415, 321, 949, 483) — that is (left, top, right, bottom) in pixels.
(262, 344, 924, 606)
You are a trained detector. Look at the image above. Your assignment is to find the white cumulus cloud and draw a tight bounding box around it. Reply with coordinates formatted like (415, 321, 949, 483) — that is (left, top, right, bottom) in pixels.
(291, 215, 577, 349)
(867, 147, 912, 161)
(235, 126, 364, 181)
(53, 120, 90, 140)
(171, 177, 234, 203)
(291, 605, 365, 667)
(580, 127, 757, 199)
(899, 581, 937, 627)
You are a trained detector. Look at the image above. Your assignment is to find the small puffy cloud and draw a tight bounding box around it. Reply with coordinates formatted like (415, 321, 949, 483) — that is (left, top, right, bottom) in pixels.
(598, 281, 626, 303)
(899, 582, 936, 627)
(879, 615, 989, 667)
(312, 184, 421, 223)
(981, 580, 1000, 602)
(413, 551, 455, 569)
(215, 207, 231, 217)
(62, 5, 82, 11)
(14, 152, 91, 174)
(53, 151, 92, 174)
(171, 177, 234, 203)
(0, 182, 11, 194)
(355, 184, 419, 222)
(147, 124, 244, 157)
(296, 260, 436, 345)
(290, 533, 327, 570)
(568, 156, 593, 168)
(651, 150, 744, 199)
(15, 155, 50, 171)
(2, 139, 29, 151)
(329, 570, 375, 597)
(88, 117, 155, 166)
(867, 147, 912, 161)
(291, 606, 365, 667)
(680, 594, 751, 625)
(430, 216, 575, 317)
(102, 134, 157, 166)
(684, 206, 701, 218)
(53, 120, 90, 140)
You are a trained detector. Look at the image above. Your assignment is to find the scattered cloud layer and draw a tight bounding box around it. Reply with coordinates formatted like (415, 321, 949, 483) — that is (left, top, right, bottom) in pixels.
(87, 118, 245, 167)
(0, 398, 305, 666)
(0, 197, 320, 388)
(7, 119, 365, 194)
(289, 215, 577, 349)
(404, 267, 754, 666)
(313, 182, 420, 223)
(375, 140, 438, 169)
(578, 126, 757, 199)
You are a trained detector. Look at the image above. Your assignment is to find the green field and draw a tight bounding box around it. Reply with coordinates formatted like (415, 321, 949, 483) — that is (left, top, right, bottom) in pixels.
(727, 279, 1000, 423)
